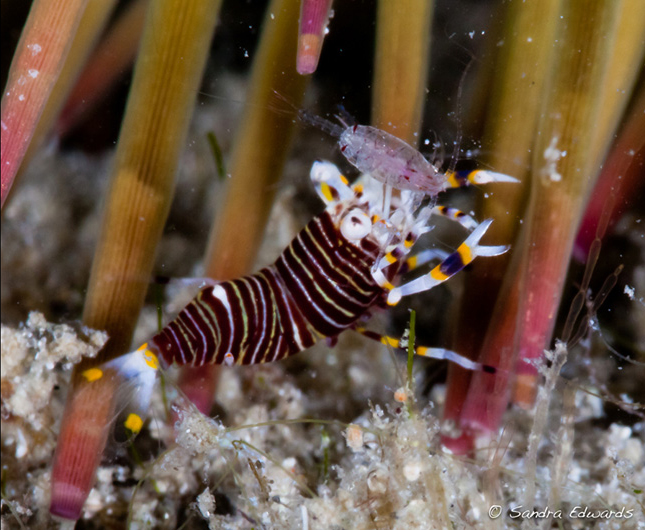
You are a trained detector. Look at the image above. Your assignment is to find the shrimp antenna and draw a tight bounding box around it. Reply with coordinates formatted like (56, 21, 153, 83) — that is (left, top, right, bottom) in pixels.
(271, 89, 343, 137)
(427, 130, 444, 168)
(447, 56, 474, 175)
(334, 104, 357, 128)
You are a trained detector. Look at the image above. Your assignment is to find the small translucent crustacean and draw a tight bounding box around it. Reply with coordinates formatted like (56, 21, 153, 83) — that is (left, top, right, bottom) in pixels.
(338, 122, 518, 193)
(82, 160, 515, 438)
(287, 97, 518, 196)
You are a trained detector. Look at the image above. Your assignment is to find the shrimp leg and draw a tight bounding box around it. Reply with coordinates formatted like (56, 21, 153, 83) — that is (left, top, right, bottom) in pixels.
(385, 219, 508, 305)
(399, 248, 450, 274)
(352, 327, 496, 373)
(445, 169, 519, 188)
(430, 205, 478, 230)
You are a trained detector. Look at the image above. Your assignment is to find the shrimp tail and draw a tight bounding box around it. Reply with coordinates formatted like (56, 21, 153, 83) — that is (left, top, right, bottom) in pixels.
(92, 344, 161, 435)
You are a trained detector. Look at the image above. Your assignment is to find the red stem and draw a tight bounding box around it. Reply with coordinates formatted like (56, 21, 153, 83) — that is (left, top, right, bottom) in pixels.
(297, 0, 333, 74)
(55, 0, 146, 138)
(1, 0, 88, 208)
(573, 89, 645, 262)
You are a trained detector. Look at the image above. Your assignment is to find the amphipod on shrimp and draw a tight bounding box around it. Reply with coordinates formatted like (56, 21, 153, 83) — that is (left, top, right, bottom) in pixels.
(85, 161, 512, 429)
(292, 104, 519, 195)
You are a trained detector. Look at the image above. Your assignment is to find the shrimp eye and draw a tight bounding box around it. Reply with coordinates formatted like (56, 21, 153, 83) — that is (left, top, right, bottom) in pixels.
(340, 209, 372, 241)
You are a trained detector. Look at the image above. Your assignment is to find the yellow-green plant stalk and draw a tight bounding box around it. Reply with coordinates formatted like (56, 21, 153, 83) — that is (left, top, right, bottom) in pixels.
(182, 0, 309, 413)
(478, 0, 562, 229)
(588, 0, 645, 170)
(462, 0, 639, 436)
(442, 0, 561, 453)
(50, 0, 221, 520)
(1, 0, 89, 208)
(369, 0, 431, 415)
(57, 0, 148, 138)
(371, 0, 433, 145)
(204, 0, 308, 279)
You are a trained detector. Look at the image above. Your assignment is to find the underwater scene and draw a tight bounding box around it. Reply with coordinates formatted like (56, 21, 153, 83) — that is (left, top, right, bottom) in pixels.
(1, 0, 644, 528)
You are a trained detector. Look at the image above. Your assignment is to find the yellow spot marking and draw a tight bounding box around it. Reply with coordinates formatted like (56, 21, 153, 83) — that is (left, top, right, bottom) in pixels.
(416, 346, 428, 357)
(340, 174, 349, 185)
(446, 171, 459, 188)
(144, 352, 159, 370)
(136, 343, 159, 370)
(430, 265, 449, 282)
(82, 368, 103, 382)
(374, 271, 394, 290)
(406, 256, 418, 269)
(371, 214, 380, 223)
(353, 184, 363, 194)
(457, 243, 473, 265)
(467, 170, 480, 184)
(380, 336, 399, 348)
(124, 413, 144, 434)
(320, 183, 334, 202)
(385, 252, 397, 264)
(404, 238, 414, 248)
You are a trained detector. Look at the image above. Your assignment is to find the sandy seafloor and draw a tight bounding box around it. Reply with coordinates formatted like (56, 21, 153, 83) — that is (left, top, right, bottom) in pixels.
(2, 76, 645, 530)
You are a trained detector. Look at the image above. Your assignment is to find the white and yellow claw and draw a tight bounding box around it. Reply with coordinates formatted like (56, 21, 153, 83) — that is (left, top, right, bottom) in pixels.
(311, 160, 354, 205)
(467, 169, 520, 185)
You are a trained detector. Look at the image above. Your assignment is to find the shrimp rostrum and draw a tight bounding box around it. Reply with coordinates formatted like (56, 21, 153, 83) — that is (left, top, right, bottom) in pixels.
(87, 160, 515, 430)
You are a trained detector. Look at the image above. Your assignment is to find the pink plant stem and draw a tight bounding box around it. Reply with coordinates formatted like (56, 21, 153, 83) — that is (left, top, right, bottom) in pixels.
(176, 364, 220, 416)
(513, 195, 582, 400)
(296, 0, 333, 74)
(55, 0, 147, 138)
(1, 0, 88, 208)
(573, 88, 645, 262)
(459, 0, 633, 435)
(441, 248, 517, 454)
(459, 257, 523, 434)
(460, 155, 615, 434)
(441, 366, 475, 453)
(50, 372, 119, 520)
(460, 142, 619, 432)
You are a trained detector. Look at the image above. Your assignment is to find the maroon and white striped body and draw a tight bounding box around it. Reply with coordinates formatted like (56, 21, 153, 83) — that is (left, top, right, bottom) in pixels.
(151, 210, 388, 367)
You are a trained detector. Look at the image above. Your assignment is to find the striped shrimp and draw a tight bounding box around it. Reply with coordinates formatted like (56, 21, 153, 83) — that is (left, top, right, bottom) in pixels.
(86, 160, 512, 430)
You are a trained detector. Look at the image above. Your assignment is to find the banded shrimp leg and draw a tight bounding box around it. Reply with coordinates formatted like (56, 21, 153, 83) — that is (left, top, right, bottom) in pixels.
(353, 327, 497, 374)
(372, 218, 509, 306)
(370, 196, 491, 278)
